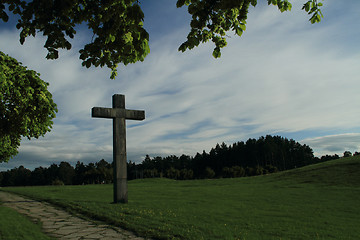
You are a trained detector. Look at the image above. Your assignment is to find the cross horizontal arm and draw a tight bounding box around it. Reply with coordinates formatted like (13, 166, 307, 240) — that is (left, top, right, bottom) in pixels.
(92, 107, 145, 120)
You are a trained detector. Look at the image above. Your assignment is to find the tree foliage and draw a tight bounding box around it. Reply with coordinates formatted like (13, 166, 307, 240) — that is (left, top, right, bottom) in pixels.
(177, 0, 324, 58)
(131, 135, 316, 180)
(0, 159, 113, 186)
(0, 0, 150, 79)
(0, 0, 324, 78)
(0, 51, 57, 162)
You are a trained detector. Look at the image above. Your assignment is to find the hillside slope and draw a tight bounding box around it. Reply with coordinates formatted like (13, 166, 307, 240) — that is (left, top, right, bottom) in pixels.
(273, 155, 360, 187)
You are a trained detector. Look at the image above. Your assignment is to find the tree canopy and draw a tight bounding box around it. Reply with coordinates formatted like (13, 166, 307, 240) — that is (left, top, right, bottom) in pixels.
(0, 0, 324, 79)
(178, 0, 323, 58)
(0, 51, 57, 162)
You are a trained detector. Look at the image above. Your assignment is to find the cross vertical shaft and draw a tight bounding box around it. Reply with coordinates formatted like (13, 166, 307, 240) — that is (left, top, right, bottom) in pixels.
(92, 94, 145, 203)
(113, 95, 127, 203)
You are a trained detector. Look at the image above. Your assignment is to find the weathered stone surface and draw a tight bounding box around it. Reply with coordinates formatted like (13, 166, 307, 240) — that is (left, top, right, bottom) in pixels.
(92, 94, 145, 203)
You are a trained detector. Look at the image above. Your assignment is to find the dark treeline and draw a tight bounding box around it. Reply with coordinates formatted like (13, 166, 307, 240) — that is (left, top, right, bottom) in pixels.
(129, 135, 339, 180)
(0, 135, 345, 187)
(0, 159, 113, 187)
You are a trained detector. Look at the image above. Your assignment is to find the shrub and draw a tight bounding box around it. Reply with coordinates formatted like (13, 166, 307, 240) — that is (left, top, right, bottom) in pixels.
(343, 151, 352, 158)
(204, 167, 215, 179)
(232, 166, 245, 177)
(265, 165, 278, 173)
(52, 179, 64, 186)
(222, 167, 232, 178)
(166, 167, 180, 179)
(143, 169, 159, 178)
(245, 167, 255, 176)
(179, 169, 194, 180)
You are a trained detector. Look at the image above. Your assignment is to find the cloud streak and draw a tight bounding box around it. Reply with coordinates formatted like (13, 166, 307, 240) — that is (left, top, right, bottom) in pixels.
(302, 133, 360, 156)
(1, 0, 360, 170)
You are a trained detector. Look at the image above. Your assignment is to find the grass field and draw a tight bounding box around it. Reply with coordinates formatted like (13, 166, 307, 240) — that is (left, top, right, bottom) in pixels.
(1, 156, 359, 240)
(0, 205, 54, 240)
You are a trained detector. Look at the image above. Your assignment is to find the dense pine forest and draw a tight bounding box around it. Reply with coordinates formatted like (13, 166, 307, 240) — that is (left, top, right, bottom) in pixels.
(0, 135, 349, 186)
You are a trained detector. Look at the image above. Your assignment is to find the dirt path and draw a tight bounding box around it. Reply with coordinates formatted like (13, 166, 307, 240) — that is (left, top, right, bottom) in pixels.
(0, 191, 147, 240)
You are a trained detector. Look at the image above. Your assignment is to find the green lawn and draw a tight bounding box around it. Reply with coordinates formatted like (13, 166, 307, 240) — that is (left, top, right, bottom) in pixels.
(0, 205, 53, 240)
(2, 156, 360, 240)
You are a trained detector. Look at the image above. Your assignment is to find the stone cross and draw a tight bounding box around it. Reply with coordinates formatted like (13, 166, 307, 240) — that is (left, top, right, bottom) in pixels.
(92, 94, 145, 203)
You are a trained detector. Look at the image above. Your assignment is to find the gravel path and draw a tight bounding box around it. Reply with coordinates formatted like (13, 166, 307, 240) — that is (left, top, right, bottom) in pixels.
(0, 191, 148, 240)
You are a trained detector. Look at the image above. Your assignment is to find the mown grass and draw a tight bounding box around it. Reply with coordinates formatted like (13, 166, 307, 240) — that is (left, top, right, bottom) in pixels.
(0, 205, 54, 240)
(2, 156, 360, 240)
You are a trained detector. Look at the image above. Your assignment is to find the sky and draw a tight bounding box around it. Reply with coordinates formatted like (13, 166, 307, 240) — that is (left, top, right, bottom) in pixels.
(1, 0, 360, 171)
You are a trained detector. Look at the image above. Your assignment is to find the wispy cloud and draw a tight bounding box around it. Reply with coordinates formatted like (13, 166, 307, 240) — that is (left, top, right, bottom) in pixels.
(302, 133, 360, 156)
(1, 1, 360, 170)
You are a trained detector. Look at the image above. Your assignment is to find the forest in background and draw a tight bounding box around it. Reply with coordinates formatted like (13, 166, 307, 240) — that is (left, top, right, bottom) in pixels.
(1, 135, 352, 187)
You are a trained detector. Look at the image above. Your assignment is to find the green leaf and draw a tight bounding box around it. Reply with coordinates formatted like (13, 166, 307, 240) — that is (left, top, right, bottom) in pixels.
(240, 23, 246, 31)
(302, 2, 310, 12)
(178, 43, 187, 52)
(123, 32, 133, 43)
(85, 60, 91, 68)
(212, 47, 221, 58)
(0, 11, 9, 22)
(110, 69, 117, 80)
(110, 35, 116, 42)
(235, 28, 243, 36)
(176, 0, 186, 8)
